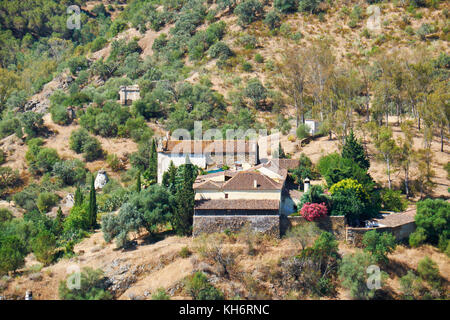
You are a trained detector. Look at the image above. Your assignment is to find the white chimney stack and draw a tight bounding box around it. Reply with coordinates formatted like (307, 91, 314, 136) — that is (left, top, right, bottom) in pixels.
(304, 177, 310, 193)
(253, 180, 258, 188)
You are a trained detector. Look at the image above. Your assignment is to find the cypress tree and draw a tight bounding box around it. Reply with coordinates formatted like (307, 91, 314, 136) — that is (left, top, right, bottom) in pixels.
(143, 139, 158, 185)
(136, 170, 141, 192)
(342, 130, 370, 170)
(173, 166, 195, 236)
(88, 174, 97, 229)
(74, 185, 83, 207)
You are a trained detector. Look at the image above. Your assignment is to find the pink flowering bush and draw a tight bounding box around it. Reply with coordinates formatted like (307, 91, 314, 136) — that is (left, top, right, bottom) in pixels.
(300, 202, 328, 221)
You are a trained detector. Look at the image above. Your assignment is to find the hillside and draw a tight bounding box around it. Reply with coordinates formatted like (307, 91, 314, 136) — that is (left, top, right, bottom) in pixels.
(0, 0, 448, 301)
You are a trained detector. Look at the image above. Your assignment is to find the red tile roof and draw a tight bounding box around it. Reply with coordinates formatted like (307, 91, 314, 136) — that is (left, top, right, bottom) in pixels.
(195, 199, 280, 210)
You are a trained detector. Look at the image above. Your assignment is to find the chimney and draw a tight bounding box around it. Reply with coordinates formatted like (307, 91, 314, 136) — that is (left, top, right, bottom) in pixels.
(304, 178, 310, 193)
(253, 180, 258, 189)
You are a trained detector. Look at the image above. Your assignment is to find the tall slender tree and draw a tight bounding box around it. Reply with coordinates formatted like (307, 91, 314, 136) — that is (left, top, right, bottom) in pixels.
(74, 184, 83, 207)
(88, 174, 98, 229)
(136, 170, 141, 192)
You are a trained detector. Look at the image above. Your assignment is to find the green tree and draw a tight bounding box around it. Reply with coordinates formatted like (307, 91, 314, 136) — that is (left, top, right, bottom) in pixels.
(88, 174, 98, 229)
(143, 139, 157, 185)
(136, 170, 142, 192)
(372, 126, 400, 189)
(32, 229, 57, 265)
(74, 185, 84, 207)
(411, 199, 449, 246)
(185, 272, 224, 300)
(274, 0, 298, 13)
(342, 130, 370, 170)
(0, 235, 27, 275)
(338, 252, 380, 300)
(362, 230, 397, 264)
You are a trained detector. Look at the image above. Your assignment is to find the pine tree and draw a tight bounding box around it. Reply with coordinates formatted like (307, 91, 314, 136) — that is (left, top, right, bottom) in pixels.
(342, 129, 370, 170)
(74, 185, 83, 207)
(88, 174, 98, 229)
(136, 170, 141, 192)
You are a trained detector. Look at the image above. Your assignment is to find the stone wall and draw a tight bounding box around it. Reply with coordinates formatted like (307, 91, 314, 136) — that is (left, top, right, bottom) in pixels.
(281, 215, 347, 240)
(193, 215, 280, 238)
(345, 223, 416, 247)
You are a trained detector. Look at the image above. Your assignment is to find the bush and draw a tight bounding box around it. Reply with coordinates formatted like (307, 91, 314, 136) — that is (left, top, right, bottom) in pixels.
(362, 230, 397, 264)
(20, 112, 44, 139)
(0, 208, 13, 223)
(338, 252, 380, 300)
(244, 78, 267, 106)
(409, 228, 427, 248)
(185, 272, 224, 300)
(417, 257, 441, 287)
(208, 41, 233, 59)
(59, 267, 112, 300)
(264, 10, 281, 30)
(296, 123, 311, 139)
(0, 166, 21, 195)
(69, 128, 91, 154)
(82, 136, 104, 162)
(380, 189, 407, 212)
(298, 185, 331, 209)
(254, 53, 264, 63)
(37, 192, 59, 213)
(300, 202, 328, 221)
(179, 246, 192, 258)
(235, 0, 264, 26)
(152, 288, 170, 300)
(32, 230, 57, 265)
(107, 154, 125, 172)
(52, 159, 86, 186)
(298, 0, 321, 13)
(285, 222, 321, 250)
(274, 0, 298, 13)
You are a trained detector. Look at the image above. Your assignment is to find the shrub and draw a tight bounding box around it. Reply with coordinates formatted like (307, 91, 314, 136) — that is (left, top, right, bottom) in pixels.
(179, 246, 192, 258)
(82, 136, 104, 162)
(338, 252, 380, 300)
(185, 272, 224, 300)
(152, 288, 170, 300)
(264, 10, 281, 30)
(296, 123, 311, 139)
(59, 267, 112, 300)
(235, 0, 264, 26)
(291, 153, 314, 186)
(69, 128, 91, 154)
(300, 202, 328, 221)
(0, 166, 21, 195)
(298, 185, 331, 209)
(417, 257, 441, 287)
(20, 112, 44, 139)
(274, 0, 298, 13)
(298, 0, 321, 13)
(107, 154, 126, 172)
(208, 41, 233, 59)
(399, 271, 426, 300)
(409, 228, 427, 247)
(362, 230, 397, 264)
(52, 160, 86, 186)
(37, 192, 59, 213)
(32, 230, 57, 265)
(254, 53, 264, 63)
(67, 56, 89, 75)
(0, 208, 13, 223)
(244, 78, 267, 106)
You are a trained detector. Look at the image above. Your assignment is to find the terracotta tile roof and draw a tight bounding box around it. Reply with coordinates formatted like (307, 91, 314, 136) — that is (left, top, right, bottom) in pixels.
(193, 180, 224, 190)
(195, 199, 280, 210)
(222, 171, 283, 191)
(373, 208, 416, 228)
(158, 140, 258, 154)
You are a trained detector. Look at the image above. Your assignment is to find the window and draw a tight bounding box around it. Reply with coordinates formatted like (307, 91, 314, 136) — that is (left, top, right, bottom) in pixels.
(225, 193, 228, 199)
